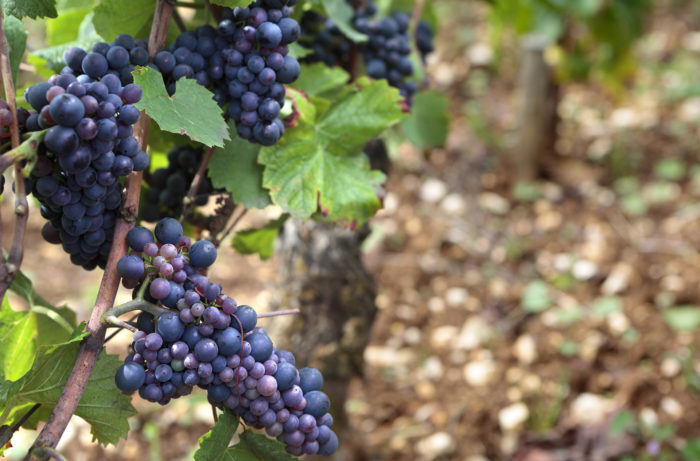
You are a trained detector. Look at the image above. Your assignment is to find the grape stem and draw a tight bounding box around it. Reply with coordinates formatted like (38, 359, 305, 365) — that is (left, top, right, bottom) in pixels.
(26, 1, 174, 457)
(180, 145, 215, 224)
(0, 130, 47, 175)
(102, 298, 172, 322)
(257, 309, 300, 319)
(0, 6, 28, 303)
(214, 207, 247, 246)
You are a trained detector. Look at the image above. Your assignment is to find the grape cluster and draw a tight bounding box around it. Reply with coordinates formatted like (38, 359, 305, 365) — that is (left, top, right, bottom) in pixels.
(140, 145, 219, 222)
(114, 218, 338, 456)
(298, 11, 352, 68)
(22, 40, 148, 270)
(415, 20, 435, 63)
(299, 1, 436, 106)
(353, 6, 418, 104)
(146, 0, 301, 145)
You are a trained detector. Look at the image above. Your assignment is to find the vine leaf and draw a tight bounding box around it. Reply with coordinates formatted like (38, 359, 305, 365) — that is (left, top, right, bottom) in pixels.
(0, 297, 37, 382)
(259, 78, 404, 224)
(32, 11, 101, 73)
(320, 0, 367, 42)
(1, 0, 57, 19)
(292, 63, 349, 98)
(91, 0, 156, 42)
(194, 410, 238, 461)
(1, 342, 136, 446)
(133, 66, 230, 148)
(209, 0, 250, 8)
(233, 214, 289, 260)
(209, 122, 271, 209)
(225, 430, 297, 461)
(4, 14, 27, 82)
(401, 90, 450, 149)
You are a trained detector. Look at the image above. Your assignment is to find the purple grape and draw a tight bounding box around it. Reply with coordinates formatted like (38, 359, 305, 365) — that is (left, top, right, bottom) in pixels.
(149, 277, 171, 299)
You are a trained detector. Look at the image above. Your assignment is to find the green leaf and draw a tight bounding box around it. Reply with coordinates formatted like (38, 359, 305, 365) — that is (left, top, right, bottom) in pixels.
(56, 0, 94, 11)
(224, 430, 296, 461)
(1, 0, 57, 19)
(0, 297, 37, 382)
(663, 306, 700, 332)
(232, 215, 288, 260)
(194, 410, 239, 461)
(522, 280, 552, 313)
(32, 11, 101, 72)
(133, 66, 230, 148)
(292, 63, 349, 97)
(209, 0, 249, 7)
(317, 78, 406, 155)
(46, 8, 91, 46)
(7, 343, 136, 446)
(682, 439, 700, 461)
(92, 0, 155, 42)
(288, 42, 313, 60)
(259, 79, 401, 224)
(401, 90, 449, 149)
(4, 15, 26, 83)
(609, 410, 635, 435)
(592, 296, 622, 317)
(321, 0, 367, 42)
(209, 122, 271, 209)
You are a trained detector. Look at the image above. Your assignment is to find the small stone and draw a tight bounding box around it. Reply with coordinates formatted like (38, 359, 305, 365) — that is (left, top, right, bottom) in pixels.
(415, 432, 456, 460)
(404, 327, 422, 345)
(639, 407, 658, 427)
(513, 334, 538, 365)
(661, 357, 681, 378)
(570, 393, 615, 425)
(440, 193, 466, 215)
(498, 402, 529, 432)
(478, 192, 510, 215)
(457, 317, 492, 350)
(602, 262, 634, 295)
(364, 346, 414, 368)
(467, 43, 493, 66)
(430, 326, 458, 350)
(607, 311, 630, 336)
(420, 178, 448, 203)
(445, 287, 469, 307)
(661, 397, 683, 419)
(428, 296, 446, 313)
(463, 357, 497, 387)
(572, 260, 598, 280)
(423, 356, 444, 381)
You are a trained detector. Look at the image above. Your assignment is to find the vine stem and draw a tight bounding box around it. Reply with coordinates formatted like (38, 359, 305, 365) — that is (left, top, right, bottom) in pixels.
(410, 0, 425, 33)
(257, 309, 300, 319)
(102, 298, 171, 320)
(26, 2, 173, 458)
(0, 6, 27, 301)
(0, 130, 46, 175)
(180, 145, 215, 223)
(214, 207, 247, 245)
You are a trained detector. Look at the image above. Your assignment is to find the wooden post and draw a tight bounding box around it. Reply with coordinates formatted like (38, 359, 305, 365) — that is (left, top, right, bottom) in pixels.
(515, 34, 558, 180)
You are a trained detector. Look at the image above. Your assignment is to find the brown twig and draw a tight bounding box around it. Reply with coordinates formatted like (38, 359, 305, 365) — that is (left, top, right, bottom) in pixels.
(180, 145, 215, 223)
(214, 206, 247, 246)
(26, 2, 173, 457)
(0, 7, 27, 301)
(257, 309, 300, 319)
(172, 7, 187, 32)
(410, 0, 426, 33)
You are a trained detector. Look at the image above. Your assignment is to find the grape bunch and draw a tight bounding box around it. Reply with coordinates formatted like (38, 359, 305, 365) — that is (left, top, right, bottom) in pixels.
(147, 0, 301, 145)
(415, 20, 435, 63)
(21, 37, 149, 270)
(140, 145, 219, 222)
(298, 1, 436, 106)
(298, 11, 353, 69)
(353, 6, 418, 104)
(114, 218, 338, 456)
(60, 34, 150, 86)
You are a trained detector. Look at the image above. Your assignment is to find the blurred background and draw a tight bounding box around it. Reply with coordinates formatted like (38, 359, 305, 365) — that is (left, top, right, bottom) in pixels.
(6, 0, 700, 460)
